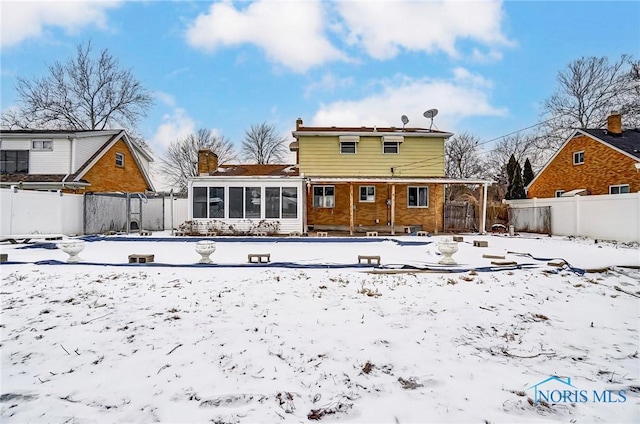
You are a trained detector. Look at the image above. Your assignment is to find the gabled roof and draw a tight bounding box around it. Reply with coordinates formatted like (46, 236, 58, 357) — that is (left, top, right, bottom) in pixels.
(580, 128, 640, 159)
(526, 127, 640, 190)
(206, 164, 300, 177)
(0, 129, 155, 191)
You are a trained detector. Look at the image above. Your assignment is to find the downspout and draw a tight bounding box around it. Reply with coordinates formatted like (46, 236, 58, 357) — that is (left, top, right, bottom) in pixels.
(481, 182, 488, 234)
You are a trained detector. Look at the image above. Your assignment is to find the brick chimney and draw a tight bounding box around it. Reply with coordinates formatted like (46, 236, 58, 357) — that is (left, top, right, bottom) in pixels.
(197, 149, 218, 175)
(607, 112, 622, 135)
(296, 117, 303, 130)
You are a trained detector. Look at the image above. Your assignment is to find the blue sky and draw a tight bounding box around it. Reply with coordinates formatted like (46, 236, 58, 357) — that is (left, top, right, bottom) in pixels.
(1, 0, 639, 160)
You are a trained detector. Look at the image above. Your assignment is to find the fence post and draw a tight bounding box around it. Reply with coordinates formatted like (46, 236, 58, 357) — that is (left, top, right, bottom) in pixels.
(574, 195, 581, 236)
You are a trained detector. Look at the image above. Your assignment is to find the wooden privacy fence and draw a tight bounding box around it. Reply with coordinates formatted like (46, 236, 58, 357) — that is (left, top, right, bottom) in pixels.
(444, 202, 476, 232)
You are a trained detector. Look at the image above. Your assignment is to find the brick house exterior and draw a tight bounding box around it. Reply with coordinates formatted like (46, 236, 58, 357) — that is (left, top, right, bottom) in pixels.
(527, 114, 640, 198)
(0, 129, 155, 193)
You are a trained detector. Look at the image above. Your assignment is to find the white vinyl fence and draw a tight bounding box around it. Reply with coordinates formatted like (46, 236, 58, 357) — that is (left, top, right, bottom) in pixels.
(1, 188, 189, 237)
(506, 192, 640, 243)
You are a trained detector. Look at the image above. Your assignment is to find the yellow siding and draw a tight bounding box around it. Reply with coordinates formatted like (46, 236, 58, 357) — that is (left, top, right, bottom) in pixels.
(298, 135, 445, 177)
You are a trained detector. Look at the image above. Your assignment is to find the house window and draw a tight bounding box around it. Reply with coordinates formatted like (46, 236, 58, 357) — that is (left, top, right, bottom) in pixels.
(265, 187, 298, 219)
(555, 190, 565, 197)
(229, 187, 243, 218)
(313, 185, 335, 208)
(0, 150, 29, 174)
(115, 152, 125, 167)
(383, 142, 399, 154)
(359, 186, 375, 202)
(573, 151, 584, 165)
(208, 187, 224, 218)
(192, 187, 207, 218)
(340, 142, 356, 154)
(265, 187, 280, 219)
(407, 186, 429, 207)
(32, 140, 53, 151)
(609, 184, 630, 194)
(245, 187, 261, 218)
(282, 187, 298, 218)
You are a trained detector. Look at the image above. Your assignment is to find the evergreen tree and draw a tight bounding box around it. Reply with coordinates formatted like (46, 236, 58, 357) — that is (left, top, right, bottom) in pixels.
(508, 162, 526, 199)
(505, 154, 518, 200)
(523, 158, 535, 187)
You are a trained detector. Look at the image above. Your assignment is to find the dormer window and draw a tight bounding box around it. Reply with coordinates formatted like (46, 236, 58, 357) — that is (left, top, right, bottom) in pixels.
(339, 135, 359, 154)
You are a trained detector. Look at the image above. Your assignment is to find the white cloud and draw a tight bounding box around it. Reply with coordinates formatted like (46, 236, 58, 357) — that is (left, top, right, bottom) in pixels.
(304, 72, 354, 98)
(185, 0, 346, 73)
(335, 0, 511, 60)
(310, 69, 507, 131)
(150, 108, 196, 151)
(0, 1, 122, 49)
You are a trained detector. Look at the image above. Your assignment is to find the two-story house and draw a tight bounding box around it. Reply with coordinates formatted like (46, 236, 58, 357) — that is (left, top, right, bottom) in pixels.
(291, 118, 492, 234)
(527, 113, 640, 198)
(0, 129, 155, 193)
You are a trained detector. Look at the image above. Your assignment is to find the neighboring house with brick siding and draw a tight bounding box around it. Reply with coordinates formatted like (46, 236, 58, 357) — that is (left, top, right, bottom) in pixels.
(527, 113, 640, 198)
(0, 129, 155, 193)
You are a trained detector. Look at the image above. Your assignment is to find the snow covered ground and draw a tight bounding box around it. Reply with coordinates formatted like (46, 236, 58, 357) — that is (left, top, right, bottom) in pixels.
(1, 233, 639, 423)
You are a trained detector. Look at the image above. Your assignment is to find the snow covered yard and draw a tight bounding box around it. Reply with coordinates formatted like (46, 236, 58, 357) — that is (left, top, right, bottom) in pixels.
(1, 235, 639, 423)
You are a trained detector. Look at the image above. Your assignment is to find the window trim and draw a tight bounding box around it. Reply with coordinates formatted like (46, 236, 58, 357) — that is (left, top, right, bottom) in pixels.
(407, 186, 429, 208)
(359, 185, 375, 202)
(609, 184, 630, 195)
(555, 190, 565, 198)
(339, 141, 357, 154)
(573, 151, 584, 165)
(382, 141, 400, 154)
(115, 152, 125, 168)
(31, 140, 53, 151)
(313, 185, 335, 208)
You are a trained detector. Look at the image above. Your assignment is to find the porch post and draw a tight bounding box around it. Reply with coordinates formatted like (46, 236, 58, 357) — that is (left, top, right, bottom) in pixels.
(390, 184, 396, 235)
(349, 184, 354, 235)
(481, 183, 488, 234)
(304, 181, 310, 234)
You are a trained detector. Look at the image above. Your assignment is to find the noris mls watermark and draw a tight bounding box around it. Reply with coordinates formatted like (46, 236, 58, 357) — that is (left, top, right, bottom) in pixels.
(527, 376, 627, 404)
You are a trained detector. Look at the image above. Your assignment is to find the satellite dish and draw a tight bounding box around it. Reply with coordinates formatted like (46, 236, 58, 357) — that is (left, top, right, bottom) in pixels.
(423, 108, 438, 119)
(423, 108, 439, 130)
(401, 115, 409, 130)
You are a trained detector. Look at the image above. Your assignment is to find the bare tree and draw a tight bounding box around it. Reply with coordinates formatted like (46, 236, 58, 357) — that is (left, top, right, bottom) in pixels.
(241, 122, 288, 164)
(445, 132, 486, 179)
(485, 132, 542, 199)
(539, 54, 640, 150)
(161, 128, 236, 192)
(1, 40, 153, 131)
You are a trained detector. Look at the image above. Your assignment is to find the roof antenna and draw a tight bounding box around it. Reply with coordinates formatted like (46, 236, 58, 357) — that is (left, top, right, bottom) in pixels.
(401, 115, 409, 130)
(423, 108, 438, 130)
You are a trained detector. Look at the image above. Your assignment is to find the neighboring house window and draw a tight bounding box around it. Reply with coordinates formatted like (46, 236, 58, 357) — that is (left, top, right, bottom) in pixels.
(555, 190, 565, 197)
(407, 186, 429, 207)
(609, 184, 630, 194)
(382, 142, 400, 154)
(359, 186, 375, 202)
(340, 141, 356, 154)
(0, 150, 29, 174)
(208, 187, 224, 218)
(192, 187, 207, 218)
(573, 151, 584, 165)
(115, 152, 125, 167)
(32, 140, 53, 151)
(245, 187, 261, 218)
(265, 187, 298, 219)
(313, 185, 335, 208)
(229, 187, 243, 218)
